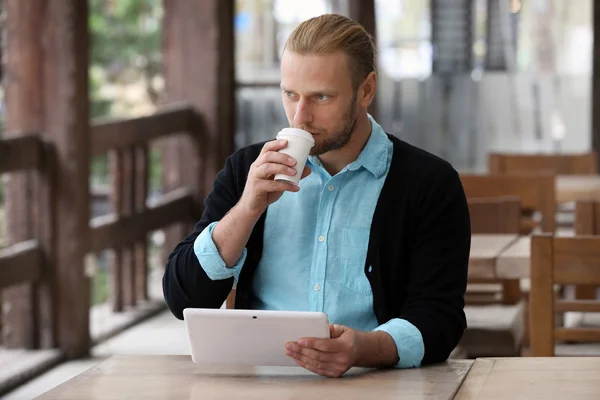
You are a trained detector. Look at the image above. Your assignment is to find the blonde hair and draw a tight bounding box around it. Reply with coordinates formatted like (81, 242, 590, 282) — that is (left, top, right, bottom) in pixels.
(284, 14, 377, 91)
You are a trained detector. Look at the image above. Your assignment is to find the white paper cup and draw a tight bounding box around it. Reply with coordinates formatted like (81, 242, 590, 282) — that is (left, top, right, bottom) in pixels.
(274, 128, 315, 186)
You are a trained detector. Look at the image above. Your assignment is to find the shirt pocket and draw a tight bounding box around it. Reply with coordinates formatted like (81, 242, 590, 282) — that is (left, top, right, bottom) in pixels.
(339, 228, 373, 296)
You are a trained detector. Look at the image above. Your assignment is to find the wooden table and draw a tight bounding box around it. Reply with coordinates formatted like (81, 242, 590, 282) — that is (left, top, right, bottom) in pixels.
(494, 236, 530, 279)
(455, 357, 600, 399)
(557, 175, 600, 203)
(469, 234, 520, 279)
(37, 355, 474, 400)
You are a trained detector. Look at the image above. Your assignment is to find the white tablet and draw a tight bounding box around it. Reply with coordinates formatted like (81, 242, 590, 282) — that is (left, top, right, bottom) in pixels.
(183, 308, 330, 366)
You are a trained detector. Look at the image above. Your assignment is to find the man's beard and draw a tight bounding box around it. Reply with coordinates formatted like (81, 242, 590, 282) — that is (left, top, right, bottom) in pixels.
(305, 96, 358, 156)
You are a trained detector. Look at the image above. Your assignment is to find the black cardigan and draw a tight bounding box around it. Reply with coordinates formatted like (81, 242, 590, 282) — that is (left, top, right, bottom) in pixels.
(163, 134, 471, 365)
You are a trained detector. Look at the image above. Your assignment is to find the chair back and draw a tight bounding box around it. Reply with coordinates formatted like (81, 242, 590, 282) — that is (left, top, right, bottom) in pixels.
(530, 234, 600, 356)
(489, 153, 597, 175)
(460, 173, 556, 233)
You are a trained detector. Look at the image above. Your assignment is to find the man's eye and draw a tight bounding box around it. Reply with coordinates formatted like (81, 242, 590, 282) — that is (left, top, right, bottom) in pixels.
(317, 94, 328, 101)
(285, 91, 294, 97)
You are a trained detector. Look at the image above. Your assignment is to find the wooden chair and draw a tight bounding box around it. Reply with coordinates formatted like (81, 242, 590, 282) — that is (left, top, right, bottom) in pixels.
(530, 234, 600, 356)
(489, 153, 597, 229)
(460, 173, 556, 234)
(574, 200, 600, 300)
(461, 196, 526, 357)
(468, 196, 521, 235)
(467, 196, 521, 305)
(489, 152, 597, 176)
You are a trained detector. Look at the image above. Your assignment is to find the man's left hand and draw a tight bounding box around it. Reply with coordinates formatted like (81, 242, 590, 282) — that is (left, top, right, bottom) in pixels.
(284, 324, 399, 378)
(285, 324, 358, 377)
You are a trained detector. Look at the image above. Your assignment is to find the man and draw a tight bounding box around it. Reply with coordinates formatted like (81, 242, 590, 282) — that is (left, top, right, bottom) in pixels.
(163, 14, 470, 377)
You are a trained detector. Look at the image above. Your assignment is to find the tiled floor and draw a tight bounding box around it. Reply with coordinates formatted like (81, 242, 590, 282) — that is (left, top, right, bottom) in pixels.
(2, 311, 188, 400)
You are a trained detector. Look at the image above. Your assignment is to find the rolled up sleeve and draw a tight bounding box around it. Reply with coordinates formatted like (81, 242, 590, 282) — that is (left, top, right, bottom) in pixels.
(373, 318, 424, 368)
(194, 221, 247, 282)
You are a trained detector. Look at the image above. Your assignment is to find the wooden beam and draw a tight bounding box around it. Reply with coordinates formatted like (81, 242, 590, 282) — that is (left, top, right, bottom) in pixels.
(109, 150, 124, 313)
(0, 135, 44, 173)
(0, 133, 56, 346)
(331, 0, 376, 38)
(42, 0, 91, 358)
(162, 0, 235, 265)
(163, 0, 235, 188)
(347, 0, 376, 42)
(134, 146, 149, 302)
(3, 0, 45, 350)
(329, 0, 378, 119)
(0, 241, 43, 290)
(555, 328, 600, 342)
(32, 141, 58, 349)
(529, 234, 555, 357)
(91, 105, 195, 156)
(593, 0, 600, 168)
(555, 300, 600, 313)
(121, 149, 135, 308)
(89, 188, 195, 254)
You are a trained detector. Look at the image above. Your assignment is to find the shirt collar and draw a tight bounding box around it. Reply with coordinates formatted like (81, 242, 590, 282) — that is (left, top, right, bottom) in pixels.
(308, 114, 390, 178)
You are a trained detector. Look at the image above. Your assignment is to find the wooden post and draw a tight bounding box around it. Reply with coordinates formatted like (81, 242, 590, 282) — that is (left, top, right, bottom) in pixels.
(121, 149, 136, 308)
(32, 141, 58, 349)
(109, 151, 124, 312)
(134, 146, 149, 301)
(161, 0, 235, 259)
(574, 200, 598, 300)
(593, 0, 600, 168)
(2, 0, 41, 349)
(331, 0, 378, 120)
(529, 234, 555, 357)
(4, 0, 91, 357)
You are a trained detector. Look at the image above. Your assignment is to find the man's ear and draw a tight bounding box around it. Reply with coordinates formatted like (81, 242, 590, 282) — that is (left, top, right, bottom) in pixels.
(358, 71, 377, 108)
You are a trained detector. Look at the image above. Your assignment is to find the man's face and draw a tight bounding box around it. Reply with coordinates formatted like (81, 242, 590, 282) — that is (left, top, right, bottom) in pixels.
(280, 50, 358, 156)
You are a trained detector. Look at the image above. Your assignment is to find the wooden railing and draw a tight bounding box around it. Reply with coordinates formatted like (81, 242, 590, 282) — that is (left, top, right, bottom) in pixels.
(89, 104, 206, 312)
(0, 104, 208, 351)
(0, 134, 55, 349)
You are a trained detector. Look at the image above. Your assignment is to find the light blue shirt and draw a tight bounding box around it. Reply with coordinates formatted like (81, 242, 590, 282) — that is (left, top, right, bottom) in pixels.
(194, 115, 424, 368)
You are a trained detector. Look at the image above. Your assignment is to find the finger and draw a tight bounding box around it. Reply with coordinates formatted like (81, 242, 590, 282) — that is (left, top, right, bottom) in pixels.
(300, 165, 311, 180)
(259, 139, 288, 156)
(287, 349, 336, 373)
(297, 337, 341, 353)
(255, 179, 300, 193)
(291, 356, 343, 378)
(329, 324, 336, 338)
(293, 344, 334, 363)
(255, 151, 297, 169)
(330, 324, 345, 338)
(295, 344, 351, 367)
(257, 163, 297, 179)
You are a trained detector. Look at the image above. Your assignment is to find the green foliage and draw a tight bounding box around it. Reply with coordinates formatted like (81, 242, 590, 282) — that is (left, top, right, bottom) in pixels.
(90, 154, 110, 186)
(88, 0, 163, 188)
(149, 147, 162, 192)
(89, 0, 163, 115)
(89, 67, 112, 119)
(91, 262, 109, 306)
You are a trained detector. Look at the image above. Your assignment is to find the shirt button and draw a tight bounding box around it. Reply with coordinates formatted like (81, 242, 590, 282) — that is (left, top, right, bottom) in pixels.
(328, 185, 335, 191)
(318, 235, 325, 242)
(314, 284, 321, 291)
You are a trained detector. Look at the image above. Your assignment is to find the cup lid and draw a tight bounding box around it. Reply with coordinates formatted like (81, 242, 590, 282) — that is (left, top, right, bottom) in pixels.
(276, 128, 315, 145)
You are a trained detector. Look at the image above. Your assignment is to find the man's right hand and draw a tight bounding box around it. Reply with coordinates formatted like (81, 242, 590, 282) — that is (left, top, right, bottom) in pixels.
(239, 139, 311, 218)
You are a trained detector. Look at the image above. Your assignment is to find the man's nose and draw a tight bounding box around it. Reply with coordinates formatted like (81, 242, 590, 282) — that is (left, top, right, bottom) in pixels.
(293, 98, 313, 128)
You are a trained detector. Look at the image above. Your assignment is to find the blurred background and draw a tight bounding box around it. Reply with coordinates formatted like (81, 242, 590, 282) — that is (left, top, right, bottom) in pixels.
(0, 0, 598, 398)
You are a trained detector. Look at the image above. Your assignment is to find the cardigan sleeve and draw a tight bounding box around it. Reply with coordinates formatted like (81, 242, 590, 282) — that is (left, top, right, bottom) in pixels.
(162, 154, 245, 319)
(399, 165, 470, 365)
